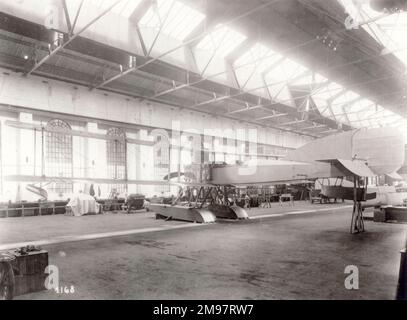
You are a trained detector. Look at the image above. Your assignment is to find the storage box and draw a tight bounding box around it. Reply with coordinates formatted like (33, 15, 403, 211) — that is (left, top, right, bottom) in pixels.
(10, 250, 48, 275)
(8, 249, 49, 297)
(14, 274, 48, 296)
(373, 208, 387, 222)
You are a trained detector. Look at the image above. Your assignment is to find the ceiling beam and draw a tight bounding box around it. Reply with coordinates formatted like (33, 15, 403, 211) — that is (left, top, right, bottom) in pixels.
(61, 0, 72, 32)
(186, 65, 314, 110)
(136, 25, 148, 56)
(301, 124, 326, 130)
(200, 29, 230, 76)
(228, 105, 263, 115)
(255, 113, 288, 121)
(91, 0, 281, 90)
(26, 0, 124, 76)
(91, 61, 138, 90)
(146, 0, 177, 57)
(70, 0, 85, 36)
(0, 8, 346, 136)
(130, 0, 153, 22)
(5, 120, 154, 146)
(319, 129, 340, 134)
(225, 39, 256, 64)
(279, 119, 307, 126)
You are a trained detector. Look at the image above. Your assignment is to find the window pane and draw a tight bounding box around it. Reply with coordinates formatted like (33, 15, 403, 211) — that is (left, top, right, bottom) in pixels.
(139, 0, 205, 41)
(46, 119, 73, 194)
(106, 128, 127, 194)
(197, 24, 246, 58)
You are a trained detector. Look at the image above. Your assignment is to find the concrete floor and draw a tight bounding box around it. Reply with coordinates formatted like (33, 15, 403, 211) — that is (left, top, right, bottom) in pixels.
(4, 204, 405, 300)
(0, 201, 350, 247)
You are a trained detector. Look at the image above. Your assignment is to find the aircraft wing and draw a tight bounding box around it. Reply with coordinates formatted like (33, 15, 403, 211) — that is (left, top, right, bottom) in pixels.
(210, 158, 377, 186)
(210, 160, 314, 185)
(4, 175, 174, 186)
(317, 159, 376, 177)
(8, 157, 377, 191)
(386, 171, 403, 181)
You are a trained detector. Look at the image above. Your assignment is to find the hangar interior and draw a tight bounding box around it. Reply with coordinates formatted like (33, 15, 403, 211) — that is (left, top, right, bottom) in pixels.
(1, 0, 407, 300)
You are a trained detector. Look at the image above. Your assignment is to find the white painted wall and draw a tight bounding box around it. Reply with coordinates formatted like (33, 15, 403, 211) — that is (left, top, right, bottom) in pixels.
(0, 69, 311, 147)
(0, 67, 312, 201)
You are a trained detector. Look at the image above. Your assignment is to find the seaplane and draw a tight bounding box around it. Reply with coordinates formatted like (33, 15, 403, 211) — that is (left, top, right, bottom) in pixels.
(149, 127, 406, 234)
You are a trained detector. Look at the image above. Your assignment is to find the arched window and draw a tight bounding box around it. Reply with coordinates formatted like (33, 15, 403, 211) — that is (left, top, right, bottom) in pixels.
(46, 119, 73, 194)
(106, 128, 127, 194)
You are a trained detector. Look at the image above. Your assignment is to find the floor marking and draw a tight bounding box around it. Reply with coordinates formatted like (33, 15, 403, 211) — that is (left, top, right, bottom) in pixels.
(250, 205, 353, 220)
(0, 223, 203, 251)
(0, 205, 353, 250)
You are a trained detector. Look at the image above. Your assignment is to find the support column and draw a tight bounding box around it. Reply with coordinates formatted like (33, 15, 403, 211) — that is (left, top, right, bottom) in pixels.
(0, 120, 2, 195)
(18, 112, 34, 177)
(85, 122, 99, 180)
(211, 136, 215, 162)
(16, 113, 34, 202)
(200, 134, 206, 165)
(134, 130, 141, 194)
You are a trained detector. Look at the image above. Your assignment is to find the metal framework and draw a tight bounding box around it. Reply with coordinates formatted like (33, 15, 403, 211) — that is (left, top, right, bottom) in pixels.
(90, 0, 281, 91)
(5, 0, 404, 138)
(255, 113, 288, 121)
(26, 0, 123, 76)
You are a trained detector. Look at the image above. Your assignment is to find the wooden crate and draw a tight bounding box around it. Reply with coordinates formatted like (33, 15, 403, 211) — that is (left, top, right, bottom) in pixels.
(21, 202, 39, 217)
(10, 250, 48, 275)
(39, 203, 54, 215)
(7, 204, 22, 217)
(8, 250, 49, 297)
(14, 274, 48, 296)
(0, 207, 7, 218)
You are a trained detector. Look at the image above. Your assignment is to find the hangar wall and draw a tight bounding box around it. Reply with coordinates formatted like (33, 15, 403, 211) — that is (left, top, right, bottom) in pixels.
(0, 67, 311, 200)
(0, 69, 311, 147)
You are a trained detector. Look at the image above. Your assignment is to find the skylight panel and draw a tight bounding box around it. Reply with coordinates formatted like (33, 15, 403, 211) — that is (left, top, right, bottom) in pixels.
(335, 114, 348, 124)
(139, 0, 205, 41)
(164, 3, 205, 41)
(330, 102, 345, 116)
(349, 104, 389, 128)
(347, 112, 360, 123)
(197, 24, 247, 58)
(360, 119, 372, 128)
(331, 90, 360, 108)
(338, 0, 407, 65)
(281, 59, 308, 79)
(397, 119, 407, 129)
(311, 82, 345, 118)
(290, 72, 328, 86)
(346, 101, 380, 128)
(347, 99, 376, 114)
(140, 0, 172, 26)
(359, 108, 378, 119)
(375, 110, 401, 125)
(91, 0, 142, 18)
(312, 82, 344, 101)
(264, 57, 309, 87)
(235, 43, 282, 73)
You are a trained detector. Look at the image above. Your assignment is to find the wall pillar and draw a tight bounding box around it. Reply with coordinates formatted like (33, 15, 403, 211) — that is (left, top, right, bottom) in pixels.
(18, 112, 34, 176)
(85, 122, 99, 179)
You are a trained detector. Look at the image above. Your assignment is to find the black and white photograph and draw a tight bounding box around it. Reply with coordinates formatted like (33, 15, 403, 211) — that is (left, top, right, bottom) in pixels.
(1, 0, 407, 306)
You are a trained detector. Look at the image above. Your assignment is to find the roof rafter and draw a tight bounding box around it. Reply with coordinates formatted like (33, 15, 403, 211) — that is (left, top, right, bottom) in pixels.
(61, 0, 72, 32)
(26, 0, 124, 76)
(255, 113, 288, 121)
(90, 0, 281, 90)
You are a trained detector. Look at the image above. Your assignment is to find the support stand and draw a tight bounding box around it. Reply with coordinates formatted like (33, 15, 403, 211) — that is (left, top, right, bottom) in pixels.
(350, 200, 365, 234)
(396, 248, 407, 300)
(350, 176, 367, 234)
(152, 185, 248, 222)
